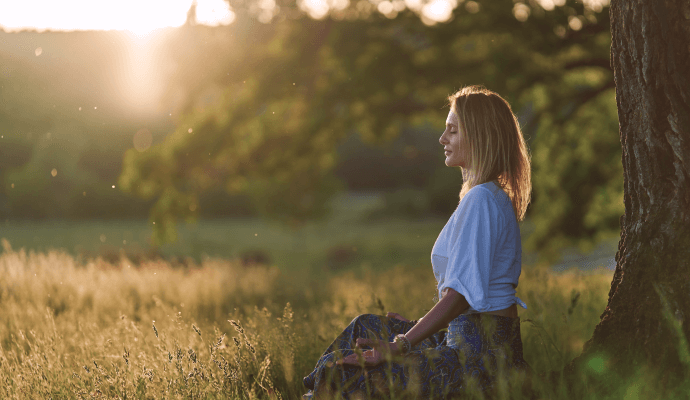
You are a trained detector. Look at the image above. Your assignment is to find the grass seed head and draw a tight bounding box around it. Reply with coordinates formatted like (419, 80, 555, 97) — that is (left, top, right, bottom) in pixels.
(246, 340, 255, 354)
(215, 334, 225, 349)
(229, 320, 244, 334)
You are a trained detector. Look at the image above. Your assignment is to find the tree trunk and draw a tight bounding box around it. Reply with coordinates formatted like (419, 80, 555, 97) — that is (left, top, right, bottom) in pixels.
(570, 0, 690, 385)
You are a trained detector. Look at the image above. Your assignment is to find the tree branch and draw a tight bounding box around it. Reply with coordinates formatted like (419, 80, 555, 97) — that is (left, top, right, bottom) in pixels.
(564, 58, 612, 70)
(521, 79, 616, 136)
(556, 79, 616, 123)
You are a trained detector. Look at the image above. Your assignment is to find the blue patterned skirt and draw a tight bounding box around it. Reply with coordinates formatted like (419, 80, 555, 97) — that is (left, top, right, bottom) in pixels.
(303, 313, 529, 399)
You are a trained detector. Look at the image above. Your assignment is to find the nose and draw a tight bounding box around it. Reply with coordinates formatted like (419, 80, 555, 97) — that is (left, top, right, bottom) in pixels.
(439, 131, 447, 145)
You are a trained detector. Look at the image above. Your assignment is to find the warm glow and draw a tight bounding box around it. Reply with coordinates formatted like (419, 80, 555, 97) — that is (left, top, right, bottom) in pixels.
(0, 0, 235, 33)
(513, 3, 530, 22)
(196, 0, 236, 26)
(133, 128, 153, 152)
(421, 0, 457, 23)
(0, 0, 238, 116)
(536, 0, 609, 12)
(568, 15, 583, 31)
(117, 30, 171, 114)
(299, 0, 330, 20)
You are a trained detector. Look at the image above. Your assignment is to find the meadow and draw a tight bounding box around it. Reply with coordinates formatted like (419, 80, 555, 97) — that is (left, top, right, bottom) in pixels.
(0, 236, 618, 399)
(0, 195, 644, 399)
(0, 194, 449, 274)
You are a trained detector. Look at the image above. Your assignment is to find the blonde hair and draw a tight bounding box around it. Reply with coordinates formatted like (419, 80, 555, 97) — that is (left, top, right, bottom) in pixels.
(449, 85, 531, 221)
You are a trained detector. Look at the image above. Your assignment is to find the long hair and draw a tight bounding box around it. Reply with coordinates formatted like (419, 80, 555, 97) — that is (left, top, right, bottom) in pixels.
(449, 86, 531, 221)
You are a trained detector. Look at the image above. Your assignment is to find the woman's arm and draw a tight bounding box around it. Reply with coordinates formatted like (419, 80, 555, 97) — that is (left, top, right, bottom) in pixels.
(338, 288, 468, 366)
(403, 287, 469, 347)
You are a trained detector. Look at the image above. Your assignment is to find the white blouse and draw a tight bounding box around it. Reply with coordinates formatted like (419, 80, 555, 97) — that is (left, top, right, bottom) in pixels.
(431, 181, 527, 313)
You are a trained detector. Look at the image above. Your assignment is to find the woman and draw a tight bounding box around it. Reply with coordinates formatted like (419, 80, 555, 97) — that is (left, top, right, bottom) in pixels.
(303, 86, 532, 399)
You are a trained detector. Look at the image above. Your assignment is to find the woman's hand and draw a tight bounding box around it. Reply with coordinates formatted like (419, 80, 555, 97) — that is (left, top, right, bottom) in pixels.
(336, 339, 400, 367)
(386, 312, 410, 322)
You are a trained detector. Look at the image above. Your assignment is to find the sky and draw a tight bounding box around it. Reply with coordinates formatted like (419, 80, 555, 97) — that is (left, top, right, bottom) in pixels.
(0, 0, 236, 33)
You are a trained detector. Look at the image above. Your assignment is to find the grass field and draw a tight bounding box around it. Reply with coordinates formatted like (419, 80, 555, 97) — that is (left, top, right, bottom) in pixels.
(4, 194, 667, 399)
(0, 237, 621, 399)
(0, 194, 452, 276)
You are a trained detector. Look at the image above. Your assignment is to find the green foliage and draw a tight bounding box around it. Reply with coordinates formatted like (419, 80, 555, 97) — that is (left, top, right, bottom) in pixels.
(528, 88, 622, 260)
(0, 1, 623, 254)
(1, 129, 154, 220)
(120, 76, 345, 242)
(120, 0, 621, 249)
(0, 31, 175, 221)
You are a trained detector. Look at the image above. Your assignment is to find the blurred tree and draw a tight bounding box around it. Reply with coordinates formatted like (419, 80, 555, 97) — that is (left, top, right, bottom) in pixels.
(568, 0, 690, 388)
(0, 135, 33, 216)
(120, 0, 619, 248)
(0, 102, 37, 217)
(0, 31, 164, 221)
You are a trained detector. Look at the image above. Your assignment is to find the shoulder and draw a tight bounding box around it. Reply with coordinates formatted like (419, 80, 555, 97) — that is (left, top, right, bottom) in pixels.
(460, 184, 501, 208)
(456, 184, 506, 224)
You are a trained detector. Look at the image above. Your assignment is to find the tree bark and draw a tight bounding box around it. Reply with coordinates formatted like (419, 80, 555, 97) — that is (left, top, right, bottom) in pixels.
(570, 0, 690, 385)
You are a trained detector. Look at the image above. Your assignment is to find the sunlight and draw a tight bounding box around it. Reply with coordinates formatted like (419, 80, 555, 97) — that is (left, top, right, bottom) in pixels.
(195, 0, 236, 26)
(299, 0, 330, 20)
(0, 0, 239, 116)
(536, 0, 609, 12)
(421, 0, 457, 24)
(118, 30, 170, 115)
(0, 0, 611, 34)
(0, 0, 236, 33)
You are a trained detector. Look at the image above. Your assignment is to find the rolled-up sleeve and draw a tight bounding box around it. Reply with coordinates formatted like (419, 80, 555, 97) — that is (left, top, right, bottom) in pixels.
(440, 188, 502, 312)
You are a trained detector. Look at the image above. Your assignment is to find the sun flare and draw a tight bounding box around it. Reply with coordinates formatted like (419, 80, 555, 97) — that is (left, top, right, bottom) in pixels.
(0, 0, 234, 33)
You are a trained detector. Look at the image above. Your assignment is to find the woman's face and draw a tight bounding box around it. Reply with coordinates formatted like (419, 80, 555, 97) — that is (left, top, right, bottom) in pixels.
(439, 111, 468, 168)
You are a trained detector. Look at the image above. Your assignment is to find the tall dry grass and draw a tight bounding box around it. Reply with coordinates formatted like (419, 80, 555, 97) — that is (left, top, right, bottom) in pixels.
(1, 237, 667, 399)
